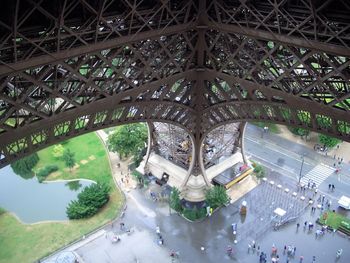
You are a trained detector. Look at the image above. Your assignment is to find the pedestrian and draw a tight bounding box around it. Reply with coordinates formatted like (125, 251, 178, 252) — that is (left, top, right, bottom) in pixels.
(322, 195, 325, 203)
(293, 246, 296, 255)
(333, 154, 336, 159)
(299, 255, 304, 262)
(332, 184, 335, 191)
(304, 221, 307, 228)
(296, 223, 300, 229)
(333, 163, 336, 167)
(286, 258, 289, 263)
(248, 243, 251, 253)
(341, 157, 343, 162)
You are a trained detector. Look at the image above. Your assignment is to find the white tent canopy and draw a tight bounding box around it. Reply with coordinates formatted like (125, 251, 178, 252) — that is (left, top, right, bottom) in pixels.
(338, 196, 350, 209)
(274, 207, 286, 217)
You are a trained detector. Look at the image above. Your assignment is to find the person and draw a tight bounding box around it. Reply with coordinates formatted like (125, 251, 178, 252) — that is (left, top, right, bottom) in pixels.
(332, 184, 335, 191)
(227, 245, 233, 256)
(336, 249, 343, 258)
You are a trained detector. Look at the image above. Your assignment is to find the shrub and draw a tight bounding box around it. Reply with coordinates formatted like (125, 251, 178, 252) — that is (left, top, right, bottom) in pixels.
(52, 144, 65, 158)
(37, 165, 59, 182)
(132, 170, 143, 185)
(66, 183, 110, 219)
(288, 126, 309, 136)
(182, 207, 207, 221)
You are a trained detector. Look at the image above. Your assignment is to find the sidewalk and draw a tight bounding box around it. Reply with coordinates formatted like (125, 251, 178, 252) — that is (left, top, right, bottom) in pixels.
(277, 125, 350, 164)
(96, 130, 138, 192)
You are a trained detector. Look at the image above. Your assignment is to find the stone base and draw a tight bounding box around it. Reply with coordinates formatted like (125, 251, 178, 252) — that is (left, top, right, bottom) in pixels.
(138, 152, 244, 202)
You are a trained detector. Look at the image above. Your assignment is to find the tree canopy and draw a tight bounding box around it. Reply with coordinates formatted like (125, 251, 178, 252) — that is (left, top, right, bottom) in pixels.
(11, 153, 39, 179)
(170, 187, 182, 212)
(319, 134, 341, 148)
(107, 123, 148, 159)
(205, 185, 229, 209)
(66, 183, 110, 219)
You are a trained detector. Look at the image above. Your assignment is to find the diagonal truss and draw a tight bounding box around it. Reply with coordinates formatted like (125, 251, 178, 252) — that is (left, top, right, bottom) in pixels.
(0, 0, 350, 171)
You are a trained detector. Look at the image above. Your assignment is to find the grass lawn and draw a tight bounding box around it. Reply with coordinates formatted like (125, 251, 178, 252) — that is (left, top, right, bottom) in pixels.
(250, 121, 280, 134)
(319, 211, 350, 230)
(0, 132, 124, 263)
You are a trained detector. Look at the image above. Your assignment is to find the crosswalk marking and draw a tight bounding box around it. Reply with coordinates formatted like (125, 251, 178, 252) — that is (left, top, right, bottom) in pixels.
(300, 164, 335, 187)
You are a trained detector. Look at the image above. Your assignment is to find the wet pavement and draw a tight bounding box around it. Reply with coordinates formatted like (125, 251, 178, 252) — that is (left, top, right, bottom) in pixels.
(73, 175, 350, 263)
(45, 127, 350, 263)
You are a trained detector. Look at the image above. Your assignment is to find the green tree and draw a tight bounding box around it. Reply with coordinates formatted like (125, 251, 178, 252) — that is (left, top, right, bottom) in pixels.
(107, 123, 148, 160)
(66, 183, 110, 219)
(205, 186, 229, 209)
(11, 153, 39, 179)
(52, 144, 65, 158)
(62, 149, 75, 171)
(253, 163, 265, 179)
(319, 134, 341, 148)
(169, 187, 182, 212)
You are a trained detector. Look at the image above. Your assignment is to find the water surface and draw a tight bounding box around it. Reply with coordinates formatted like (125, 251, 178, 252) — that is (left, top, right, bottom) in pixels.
(0, 165, 94, 223)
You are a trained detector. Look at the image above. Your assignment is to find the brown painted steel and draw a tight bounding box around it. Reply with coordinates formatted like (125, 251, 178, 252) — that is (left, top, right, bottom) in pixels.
(0, 0, 349, 168)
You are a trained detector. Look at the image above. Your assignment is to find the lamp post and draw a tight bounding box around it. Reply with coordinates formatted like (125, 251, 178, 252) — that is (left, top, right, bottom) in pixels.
(298, 154, 305, 184)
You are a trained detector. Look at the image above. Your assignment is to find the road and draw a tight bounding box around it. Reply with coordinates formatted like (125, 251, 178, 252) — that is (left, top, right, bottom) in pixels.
(245, 124, 350, 201)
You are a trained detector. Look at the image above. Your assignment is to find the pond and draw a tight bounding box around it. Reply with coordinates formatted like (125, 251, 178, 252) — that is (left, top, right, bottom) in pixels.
(0, 165, 94, 224)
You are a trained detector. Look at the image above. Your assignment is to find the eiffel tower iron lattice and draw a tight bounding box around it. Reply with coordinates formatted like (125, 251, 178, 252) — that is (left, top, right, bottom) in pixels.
(0, 0, 349, 178)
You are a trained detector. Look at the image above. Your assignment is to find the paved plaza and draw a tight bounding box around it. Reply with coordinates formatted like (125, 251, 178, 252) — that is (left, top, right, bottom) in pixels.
(43, 126, 350, 263)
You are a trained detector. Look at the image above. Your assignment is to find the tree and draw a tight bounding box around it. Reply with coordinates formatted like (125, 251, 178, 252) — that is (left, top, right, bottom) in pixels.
(253, 163, 265, 179)
(11, 153, 39, 179)
(205, 186, 229, 209)
(169, 187, 182, 212)
(62, 149, 75, 171)
(66, 183, 110, 219)
(52, 144, 65, 158)
(107, 123, 148, 160)
(319, 134, 341, 148)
